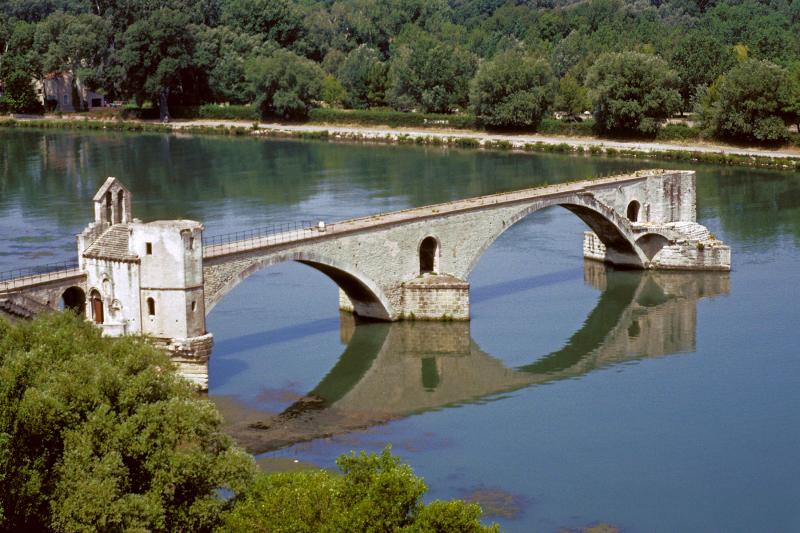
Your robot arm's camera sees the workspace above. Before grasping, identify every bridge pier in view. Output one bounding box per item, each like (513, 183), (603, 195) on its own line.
(340, 273), (470, 321)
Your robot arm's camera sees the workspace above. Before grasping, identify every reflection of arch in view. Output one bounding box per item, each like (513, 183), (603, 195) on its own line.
(636, 233), (671, 261)
(627, 200), (641, 222)
(206, 252), (393, 320)
(419, 236), (439, 274)
(61, 286), (86, 314)
(464, 197), (646, 276)
(234, 269), (729, 453)
(89, 289), (104, 324)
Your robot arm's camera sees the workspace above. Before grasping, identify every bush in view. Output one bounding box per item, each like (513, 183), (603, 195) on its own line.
(655, 123), (703, 141)
(538, 117), (595, 137)
(308, 108), (477, 129)
(219, 446), (498, 532)
(0, 313), (255, 531)
(171, 104), (259, 121)
(586, 52), (681, 136)
(470, 50), (555, 129)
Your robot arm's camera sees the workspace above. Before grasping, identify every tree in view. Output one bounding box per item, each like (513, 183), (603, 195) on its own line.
(0, 69), (42, 113)
(554, 73), (589, 120)
(669, 31), (735, 108)
(116, 8), (196, 121)
(337, 45), (388, 109)
(387, 27), (477, 113)
(0, 313), (255, 531)
(586, 52), (682, 135)
(246, 49), (324, 119)
(698, 59), (800, 143)
(219, 446), (498, 532)
(321, 74), (346, 108)
(469, 49), (555, 129)
(193, 25), (274, 104)
(221, 0), (305, 48)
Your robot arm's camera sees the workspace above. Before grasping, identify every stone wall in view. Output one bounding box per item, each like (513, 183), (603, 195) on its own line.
(398, 274), (470, 320)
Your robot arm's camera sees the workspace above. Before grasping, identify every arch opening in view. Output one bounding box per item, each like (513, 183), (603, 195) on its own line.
(115, 190), (124, 224)
(559, 203), (644, 268)
(147, 297), (156, 316)
(627, 200), (641, 222)
(419, 236), (439, 274)
(89, 290), (104, 324)
(297, 260), (391, 321)
(636, 233), (671, 261)
(60, 286), (86, 314)
(104, 191), (112, 224)
(205, 252), (394, 321)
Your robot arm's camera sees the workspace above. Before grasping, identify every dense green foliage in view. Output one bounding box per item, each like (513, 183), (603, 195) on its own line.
(246, 49), (324, 119)
(1, 0), (800, 142)
(0, 313), (505, 532)
(0, 313), (255, 532)
(470, 50), (554, 129)
(698, 59), (800, 143)
(220, 446), (498, 532)
(586, 52), (682, 135)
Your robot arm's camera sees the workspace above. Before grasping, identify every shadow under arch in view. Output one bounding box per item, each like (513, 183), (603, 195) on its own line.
(463, 197), (646, 277)
(206, 251), (394, 320)
(221, 266), (729, 454)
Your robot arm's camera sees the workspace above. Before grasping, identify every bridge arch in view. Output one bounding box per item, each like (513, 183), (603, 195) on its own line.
(205, 251), (394, 320)
(636, 233), (671, 261)
(464, 194), (647, 277)
(60, 286), (86, 314)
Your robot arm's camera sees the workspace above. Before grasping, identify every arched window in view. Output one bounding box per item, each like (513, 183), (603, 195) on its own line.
(104, 191), (112, 224)
(419, 236), (439, 274)
(147, 297), (156, 316)
(90, 290), (104, 324)
(627, 200), (641, 222)
(115, 190), (124, 224)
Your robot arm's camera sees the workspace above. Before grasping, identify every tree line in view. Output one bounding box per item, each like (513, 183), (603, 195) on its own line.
(1, 0), (799, 143)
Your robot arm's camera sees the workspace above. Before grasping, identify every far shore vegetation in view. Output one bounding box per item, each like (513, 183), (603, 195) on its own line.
(1, 0), (800, 150)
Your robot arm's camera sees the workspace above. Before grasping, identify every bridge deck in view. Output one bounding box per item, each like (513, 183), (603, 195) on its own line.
(0, 268), (84, 293)
(203, 171), (648, 259)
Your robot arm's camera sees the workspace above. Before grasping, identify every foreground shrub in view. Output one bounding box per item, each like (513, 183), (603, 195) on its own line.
(219, 446), (499, 532)
(0, 313), (255, 532)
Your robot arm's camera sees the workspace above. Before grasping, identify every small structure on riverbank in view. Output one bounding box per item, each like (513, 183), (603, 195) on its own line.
(0, 170), (730, 389)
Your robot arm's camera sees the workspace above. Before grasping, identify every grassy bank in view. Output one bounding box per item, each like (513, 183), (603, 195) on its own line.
(2, 116), (799, 171)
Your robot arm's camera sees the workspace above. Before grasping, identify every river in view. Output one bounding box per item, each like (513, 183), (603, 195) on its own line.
(1, 128), (798, 532)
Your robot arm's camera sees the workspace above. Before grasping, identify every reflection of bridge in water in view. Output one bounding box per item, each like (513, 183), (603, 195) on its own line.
(217, 262), (729, 454)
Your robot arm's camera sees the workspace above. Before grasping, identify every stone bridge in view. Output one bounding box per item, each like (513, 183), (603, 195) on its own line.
(217, 264), (730, 454)
(0, 170), (730, 389)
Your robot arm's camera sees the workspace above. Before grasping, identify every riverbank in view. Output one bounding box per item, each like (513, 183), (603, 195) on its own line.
(3, 114), (800, 171)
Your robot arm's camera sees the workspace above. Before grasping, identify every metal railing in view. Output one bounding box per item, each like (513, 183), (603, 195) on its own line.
(203, 220), (334, 257)
(0, 259), (81, 290)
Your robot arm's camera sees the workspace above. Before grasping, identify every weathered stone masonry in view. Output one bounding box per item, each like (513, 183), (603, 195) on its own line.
(0, 170), (730, 389)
